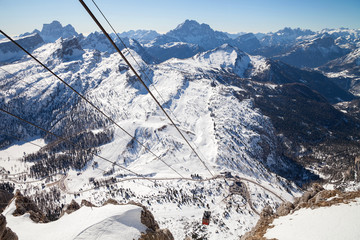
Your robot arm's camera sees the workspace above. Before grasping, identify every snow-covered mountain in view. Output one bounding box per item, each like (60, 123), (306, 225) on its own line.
(3, 200), (147, 240)
(231, 33), (262, 53)
(118, 30), (160, 44)
(273, 35), (350, 68)
(142, 20), (231, 62)
(1, 20), (360, 240)
(0, 33), (44, 64)
(38, 20), (79, 43)
(319, 47), (360, 96)
(259, 27), (315, 47)
(80, 31), (156, 64)
(226, 32), (247, 39)
(319, 28), (360, 49)
(142, 21), (359, 68)
(165, 20), (229, 50)
(253, 28), (359, 68)
(321, 47), (360, 73)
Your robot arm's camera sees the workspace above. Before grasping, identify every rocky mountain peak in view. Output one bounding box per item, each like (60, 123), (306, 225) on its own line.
(276, 27), (315, 36)
(40, 20), (79, 43)
(173, 19), (210, 32)
(166, 19), (229, 50)
(118, 29), (160, 44)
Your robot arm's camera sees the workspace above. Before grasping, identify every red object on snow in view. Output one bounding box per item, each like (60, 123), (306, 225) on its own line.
(202, 211), (211, 225)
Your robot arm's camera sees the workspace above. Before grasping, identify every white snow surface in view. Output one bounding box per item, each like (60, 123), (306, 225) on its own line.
(265, 198), (360, 240)
(0, 137), (44, 175)
(4, 200), (147, 240)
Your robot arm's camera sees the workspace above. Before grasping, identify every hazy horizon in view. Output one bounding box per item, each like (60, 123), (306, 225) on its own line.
(1, 0), (360, 36)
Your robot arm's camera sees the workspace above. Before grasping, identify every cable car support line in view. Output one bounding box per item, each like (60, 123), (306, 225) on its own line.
(0, 29), (184, 179)
(0, 107), (155, 181)
(79, 0), (214, 177)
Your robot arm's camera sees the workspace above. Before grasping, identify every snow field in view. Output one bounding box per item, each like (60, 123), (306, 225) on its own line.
(265, 198), (360, 240)
(3, 200), (146, 240)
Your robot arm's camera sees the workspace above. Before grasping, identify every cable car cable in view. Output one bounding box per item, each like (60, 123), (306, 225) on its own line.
(0, 29), (184, 179)
(0, 107), (155, 182)
(90, 0), (212, 177)
(78, 0), (214, 177)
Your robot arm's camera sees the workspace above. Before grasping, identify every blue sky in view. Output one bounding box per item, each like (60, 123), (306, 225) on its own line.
(1, 0), (360, 36)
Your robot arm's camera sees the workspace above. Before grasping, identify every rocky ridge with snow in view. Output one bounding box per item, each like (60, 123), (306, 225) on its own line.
(0, 214), (18, 240)
(37, 20), (79, 43)
(242, 185), (360, 240)
(0, 33), (44, 64)
(118, 30), (160, 44)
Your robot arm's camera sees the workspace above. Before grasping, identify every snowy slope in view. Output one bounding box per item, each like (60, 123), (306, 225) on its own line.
(0, 33), (44, 63)
(0, 36), (301, 239)
(3, 200), (147, 240)
(265, 198), (360, 240)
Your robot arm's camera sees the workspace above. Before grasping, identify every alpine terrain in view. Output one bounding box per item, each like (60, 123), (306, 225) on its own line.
(0, 18), (359, 240)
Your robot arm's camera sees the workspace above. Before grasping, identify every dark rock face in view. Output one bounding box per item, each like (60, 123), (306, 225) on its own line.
(252, 60), (355, 103)
(140, 206), (160, 232)
(64, 200), (80, 214)
(129, 201), (174, 240)
(139, 229), (174, 240)
(166, 19), (229, 50)
(276, 201), (294, 216)
(145, 42), (203, 62)
(0, 189), (14, 213)
(12, 191), (47, 223)
(0, 214), (18, 240)
(40, 20), (79, 43)
(80, 199), (97, 208)
(231, 33), (261, 53)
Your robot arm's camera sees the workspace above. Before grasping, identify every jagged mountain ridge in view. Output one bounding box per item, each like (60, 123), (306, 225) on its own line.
(118, 29), (160, 44)
(4, 19), (359, 68)
(165, 20), (229, 50)
(38, 20), (79, 43)
(273, 35), (351, 68)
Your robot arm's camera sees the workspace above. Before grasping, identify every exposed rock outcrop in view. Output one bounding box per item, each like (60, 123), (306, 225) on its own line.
(0, 190), (13, 213)
(80, 199), (97, 208)
(0, 214), (18, 240)
(129, 201), (174, 240)
(12, 191), (47, 223)
(64, 200), (80, 214)
(8, 195), (174, 240)
(241, 184), (360, 240)
(276, 201), (294, 216)
(139, 229), (174, 240)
